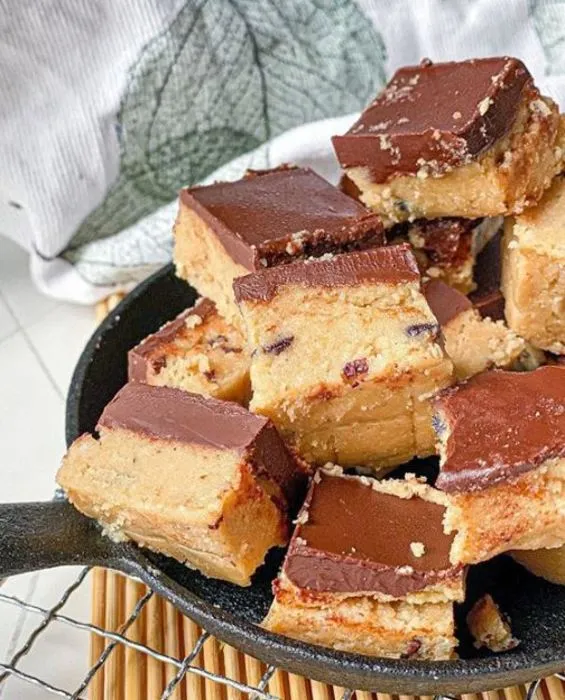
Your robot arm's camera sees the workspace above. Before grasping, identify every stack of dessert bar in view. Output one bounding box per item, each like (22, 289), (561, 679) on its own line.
(58, 57), (565, 661)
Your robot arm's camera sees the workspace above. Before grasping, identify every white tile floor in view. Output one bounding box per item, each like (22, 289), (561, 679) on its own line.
(0, 235), (95, 698)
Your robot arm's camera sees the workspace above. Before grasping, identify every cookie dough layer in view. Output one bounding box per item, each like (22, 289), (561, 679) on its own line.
(263, 470), (462, 660)
(502, 174), (565, 354)
(334, 58), (561, 222)
(263, 579), (457, 660)
(234, 246), (454, 472)
(424, 280), (526, 380)
(174, 166), (384, 324)
(57, 384), (306, 586)
(434, 367), (565, 565)
(511, 545), (565, 585)
(128, 298), (250, 404)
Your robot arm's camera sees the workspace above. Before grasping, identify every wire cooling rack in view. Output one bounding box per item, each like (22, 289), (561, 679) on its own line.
(0, 567), (563, 700)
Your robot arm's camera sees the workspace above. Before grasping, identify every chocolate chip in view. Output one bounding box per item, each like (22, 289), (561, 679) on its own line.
(406, 322), (439, 338)
(204, 369), (216, 381)
(400, 639), (422, 659)
(263, 335), (294, 355)
(151, 356), (167, 374)
(208, 514), (224, 530)
(342, 358), (369, 379)
(431, 413), (446, 436)
(221, 346), (243, 354)
(209, 334), (229, 346)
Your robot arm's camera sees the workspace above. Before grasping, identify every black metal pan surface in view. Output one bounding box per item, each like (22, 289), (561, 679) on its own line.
(1, 264), (564, 695)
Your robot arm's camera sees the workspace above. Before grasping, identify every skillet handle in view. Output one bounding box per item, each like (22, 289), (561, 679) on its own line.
(0, 500), (117, 577)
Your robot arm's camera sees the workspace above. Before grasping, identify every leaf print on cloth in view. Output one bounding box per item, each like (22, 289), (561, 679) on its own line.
(64, 0), (385, 264)
(530, 0), (565, 75)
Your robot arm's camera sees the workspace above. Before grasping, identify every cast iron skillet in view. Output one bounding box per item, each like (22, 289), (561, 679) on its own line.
(1, 264), (564, 695)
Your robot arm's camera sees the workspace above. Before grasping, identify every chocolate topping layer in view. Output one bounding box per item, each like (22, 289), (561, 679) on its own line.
(435, 367), (565, 493)
(284, 473), (460, 596)
(469, 231), (505, 320)
(233, 244), (420, 303)
(98, 383), (303, 503)
(395, 217), (479, 269)
(181, 166), (384, 269)
(332, 57), (532, 182)
(424, 279), (472, 327)
(128, 298), (216, 382)
(339, 173), (363, 201)
(472, 290), (505, 322)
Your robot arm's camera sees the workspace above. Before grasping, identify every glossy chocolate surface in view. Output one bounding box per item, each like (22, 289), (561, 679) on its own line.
(424, 279), (472, 327)
(97, 383), (302, 502)
(332, 57), (532, 182)
(435, 367), (565, 492)
(284, 473), (460, 596)
(233, 244), (419, 303)
(181, 166), (384, 269)
(128, 298), (216, 381)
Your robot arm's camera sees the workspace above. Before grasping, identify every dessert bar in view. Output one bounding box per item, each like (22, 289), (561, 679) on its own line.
(234, 245), (454, 471)
(333, 57), (561, 222)
(57, 383), (306, 586)
(503, 174), (565, 354)
(424, 279), (527, 380)
(340, 174), (502, 294)
(389, 216), (502, 293)
(434, 367), (565, 564)
(128, 298), (250, 404)
(263, 469), (464, 659)
(174, 166), (384, 324)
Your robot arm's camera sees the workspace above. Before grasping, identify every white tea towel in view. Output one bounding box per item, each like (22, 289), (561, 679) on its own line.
(2, 0), (565, 302)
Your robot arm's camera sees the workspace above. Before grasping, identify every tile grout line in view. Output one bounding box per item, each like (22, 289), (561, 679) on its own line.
(0, 277), (67, 399)
(0, 328), (20, 346)
(18, 327), (64, 400)
(0, 288), (21, 345)
(0, 288), (20, 326)
(1, 285), (65, 399)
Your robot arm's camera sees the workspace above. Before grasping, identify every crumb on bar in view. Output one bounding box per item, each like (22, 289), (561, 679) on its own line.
(467, 594), (520, 652)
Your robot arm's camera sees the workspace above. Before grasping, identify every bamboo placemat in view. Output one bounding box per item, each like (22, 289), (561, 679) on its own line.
(88, 568), (564, 700)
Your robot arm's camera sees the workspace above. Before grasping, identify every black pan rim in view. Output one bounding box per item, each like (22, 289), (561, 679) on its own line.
(64, 262), (565, 693)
